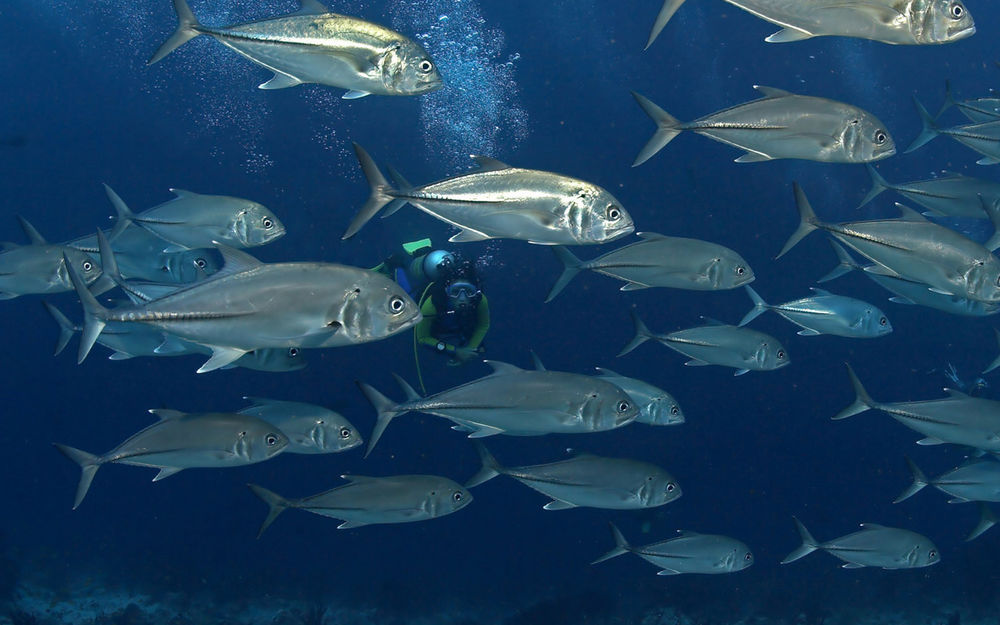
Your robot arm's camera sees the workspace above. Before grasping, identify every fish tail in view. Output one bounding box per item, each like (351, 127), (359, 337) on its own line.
(382, 165), (412, 218)
(342, 143), (398, 239)
(631, 92), (683, 167)
(41, 301), (78, 357)
(893, 456), (928, 504)
(816, 240), (859, 284)
(592, 523), (631, 565)
(247, 484), (291, 539)
(64, 252), (107, 364)
(905, 97), (940, 154)
(776, 183), (820, 259)
(618, 309), (652, 357)
(738, 286), (769, 327)
(466, 442), (504, 488)
(104, 184), (136, 242)
(53, 443), (101, 510)
(983, 328), (1000, 374)
(545, 247), (584, 303)
(356, 380), (403, 458)
(966, 503), (997, 542)
(831, 363), (875, 421)
(935, 80), (956, 119)
(781, 516), (819, 564)
(644, 0), (686, 50)
(858, 164), (890, 209)
(148, 0), (203, 65)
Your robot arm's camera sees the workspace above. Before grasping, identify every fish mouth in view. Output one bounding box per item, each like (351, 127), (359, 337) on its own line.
(417, 78), (445, 94)
(951, 24), (976, 41)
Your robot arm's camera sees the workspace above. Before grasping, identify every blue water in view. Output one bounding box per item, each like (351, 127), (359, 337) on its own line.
(1, 0), (998, 622)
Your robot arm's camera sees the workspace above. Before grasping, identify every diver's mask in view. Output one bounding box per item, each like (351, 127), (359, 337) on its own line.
(446, 280), (480, 310)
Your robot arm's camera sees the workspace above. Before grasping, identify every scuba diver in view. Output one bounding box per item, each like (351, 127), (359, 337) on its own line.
(942, 363), (989, 396)
(374, 239), (490, 368)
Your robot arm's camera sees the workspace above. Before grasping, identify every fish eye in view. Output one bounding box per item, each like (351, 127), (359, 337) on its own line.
(287, 347), (299, 357)
(265, 434), (279, 446)
(670, 405), (679, 415)
(82, 260), (94, 272)
(929, 549), (937, 558)
(262, 217), (273, 229)
(418, 59), (434, 73)
(389, 296), (406, 314)
(617, 400), (630, 413)
(452, 491), (463, 502)
(339, 427), (352, 439)
(879, 317), (887, 326)
(238, 431), (247, 438)
(777, 349), (785, 359)
(950, 3), (963, 18)
(666, 483), (676, 492)
(744, 552), (753, 561)
(735, 266), (745, 275)
(607, 205), (621, 221)
(875, 131), (887, 144)
(195, 258), (207, 269)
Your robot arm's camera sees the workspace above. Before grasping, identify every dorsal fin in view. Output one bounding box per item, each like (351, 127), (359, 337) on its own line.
(699, 316), (728, 326)
(485, 360), (523, 375)
(471, 156), (512, 172)
(594, 367), (623, 378)
(808, 287), (833, 296)
(149, 408), (187, 420)
(341, 474), (381, 484)
(212, 244), (263, 278)
(17, 216), (46, 245)
(753, 85), (793, 98)
(636, 232), (668, 241)
(529, 350), (546, 371)
(168, 188), (200, 199)
(293, 0), (329, 15)
(859, 522), (888, 530)
(944, 387), (971, 399)
(894, 203), (927, 221)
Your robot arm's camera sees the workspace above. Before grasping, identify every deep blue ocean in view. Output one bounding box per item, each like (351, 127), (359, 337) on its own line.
(1, 1), (998, 623)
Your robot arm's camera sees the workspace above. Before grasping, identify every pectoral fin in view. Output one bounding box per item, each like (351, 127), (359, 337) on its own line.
(449, 228), (492, 243)
(197, 346), (249, 373)
(152, 467), (184, 481)
(342, 90), (371, 99)
(259, 72), (303, 90)
(764, 28), (813, 43)
(542, 500), (577, 510)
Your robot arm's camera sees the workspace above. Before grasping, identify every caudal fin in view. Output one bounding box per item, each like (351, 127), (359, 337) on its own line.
(64, 252), (108, 364)
(545, 247), (584, 303)
(148, 0), (203, 65)
(644, 0), (687, 50)
(247, 484), (291, 539)
(832, 363), (876, 420)
(776, 183), (820, 259)
(342, 143), (398, 239)
(893, 456), (929, 504)
(466, 442), (505, 488)
(618, 309), (653, 357)
(816, 240), (860, 284)
(905, 97), (940, 154)
(42, 301), (79, 356)
(357, 380), (405, 458)
(738, 286), (770, 326)
(781, 516), (820, 564)
(966, 503), (997, 542)
(592, 523), (632, 565)
(631, 92), (683, 167)
(53, 444), (101, 510)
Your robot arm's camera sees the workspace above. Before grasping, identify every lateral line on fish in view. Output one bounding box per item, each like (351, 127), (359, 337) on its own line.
(880, 406), (961, 426)
(109, 311), (258, 322)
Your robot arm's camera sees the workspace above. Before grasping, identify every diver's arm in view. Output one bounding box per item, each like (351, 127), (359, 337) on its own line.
(416, 298), (454, 353)
(464, 294), (490, 350)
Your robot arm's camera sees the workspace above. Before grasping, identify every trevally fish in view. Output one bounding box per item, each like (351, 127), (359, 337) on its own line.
(467, 443), (680, 510)
(66, 233), (420, 372)
(149, 0), (442, 98)
(593, 523), (753, 576)
(55, 410), (288, 509)
(631, 86), (895, 166)
(646, 0), (974, 50)
(908, 98), (1000, 165)
(819, 241), (1000, 317)
(739, 286), (892, 338)
(780, 184), (1000, 304)
(358, 361), (639, 456)
(238, 397), (361, 454)
(620, 311), (789, 376)
(105, 184), (284, 251)
(247, 474), (471, 537)
(938, 81), (1000, 123)
(69, 226), (220, 284)
(343, 144), (634, 244)
(895, 456), (1000, 504)
(0, 217), (106, 299)
(546, 233), (753, 302)
(782, 517), (940, 569)
(834, 364), (1000, 452)
(860, 164), (1000, 218)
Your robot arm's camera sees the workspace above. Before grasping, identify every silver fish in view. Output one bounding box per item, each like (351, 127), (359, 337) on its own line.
(819, 241), (1000, 317)
(595, 367), (685, 426)
(593, 523), (754, 576)
(55, 410), (288, 509)
(782, 517), (940, 569)
(546, 233), (753, 302)
(238, 397), (361, 454)
(834, 364), (1000, 452)
(66, 234), (420, 373)
(343, 144), (634, 244)
(632, 86), (895, 166)
(780, 184), (1000, 304)
(467, 443), (681, 510)
(247, 474), (471, 537)
(646, 0), (974, 49)
(860, 165), (1000, 218)
(70, 226), (221, 284)
(0, 217), (104, 299)
(620, 311), (789, 376)
(149, 0), (442, 98)
(908, 98), (1000, 165)
(105, 184), (284, 250)
(938, 81), (1000, 123)
(895, 456), (1000, 504)
(739, 286), (892, 338)
(358, 361), (639, 456)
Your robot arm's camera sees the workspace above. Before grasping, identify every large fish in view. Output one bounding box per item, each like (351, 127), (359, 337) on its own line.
(55, 410), (288, 509)
(247, 475), (471, 537)
(595, 367), (685, 426)
(631, 87), (895, 166)
(620, 311), (789, 376)
(779, 184), (1000, 304)
(739, 286), (892, 338)
(834, 364), (1000, 452)
(238, 397), (361, 454)
(908, 98), (1000, 165)
(66, 232), (420, 372)
(895, 456), (1000, 504)
(358, 361), (639, 456)
(104, 184), (284, 251)
(343, 144), (634, 244)
(467, 443), (681, 510)
(646, 0), (974, 49)
(0, 217), (106, 299)
(149, 0), (442, 98)
(69, 226), (221, 284)
(860, 165), (1000, 218)
(782, 517), (939, 569)
(546, 233), (753, 302)
(593, 523), (754, 576)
